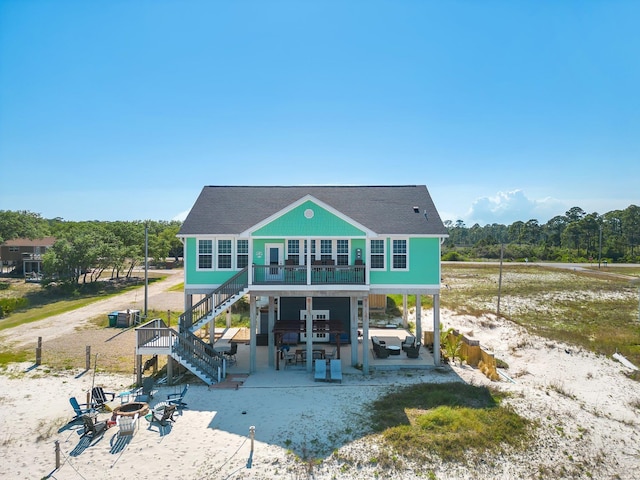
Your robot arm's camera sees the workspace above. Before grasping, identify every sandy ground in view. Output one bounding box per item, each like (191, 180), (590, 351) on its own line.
(0, 269), (185, 349)
(1, 272), (640, 479)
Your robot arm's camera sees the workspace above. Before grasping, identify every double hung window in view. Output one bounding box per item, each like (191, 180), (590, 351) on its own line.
(392, 239), (408, 270)
(198, 240), (213, 269)
(370, 239), (385, 269)
(320, 240), (332, 262)
(217, 239), (232, 269)
(287, 240), (300, 265)
(336, 239), (349, 265)
(237, 240), (248, 268)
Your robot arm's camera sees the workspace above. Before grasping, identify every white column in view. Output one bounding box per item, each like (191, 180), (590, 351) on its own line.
(402, 294), (408, 328)
(306, 297), (313, 373)
(415, 294), (422, 345)
(350, 296), (358, 366)
(268, 296), (276, 367)
(226, 308), (231, 328)
(362, 296), (370, 375)
(249, 295), (257, 373)
(433, 293), (441, 366)
(306, 237), (312, 285)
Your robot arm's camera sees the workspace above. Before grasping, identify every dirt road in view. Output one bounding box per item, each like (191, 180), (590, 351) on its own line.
(0, 269), (185, 349)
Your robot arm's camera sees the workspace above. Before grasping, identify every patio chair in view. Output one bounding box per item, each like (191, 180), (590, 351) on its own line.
(69, 396), (96, 421)
(91, 386), (116, 409)
(401, 335), (416, 352)
(330, 359), (342, 383)
(325, 347), (337, 360)
(135, 377), (156, 402)
(81, 414), (108, 439)
(148, 404), (177, 427)
(224, 343), (238, 364)
(167, 384), (189, 409)
(314, 358), (327, 381)
(116, 412), (139, 438)
(406, 343), (421, 359)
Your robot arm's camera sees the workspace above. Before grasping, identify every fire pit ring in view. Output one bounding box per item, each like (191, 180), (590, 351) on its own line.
(112, 401), (149, 418)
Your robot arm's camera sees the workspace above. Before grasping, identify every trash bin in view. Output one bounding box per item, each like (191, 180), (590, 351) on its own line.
(108, 311), (118, 327)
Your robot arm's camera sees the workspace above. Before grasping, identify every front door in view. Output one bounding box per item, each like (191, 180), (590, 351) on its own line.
(265, 244), (283, 281)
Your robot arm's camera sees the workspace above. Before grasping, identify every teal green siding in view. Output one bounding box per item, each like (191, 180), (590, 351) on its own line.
(253, 200), (366, 237)
(185, 237), (237, 285)
(185, 234), (440, 287)
(351, 238), (366, 264)
(369, 237), (440, 285)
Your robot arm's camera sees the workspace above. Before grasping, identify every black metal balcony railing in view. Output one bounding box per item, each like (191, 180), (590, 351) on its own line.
(252, 264), (365, 285)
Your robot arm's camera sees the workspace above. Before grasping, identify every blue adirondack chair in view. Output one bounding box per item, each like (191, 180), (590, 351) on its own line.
(167, 384), (189, 409)
(69, 397), (96, 421)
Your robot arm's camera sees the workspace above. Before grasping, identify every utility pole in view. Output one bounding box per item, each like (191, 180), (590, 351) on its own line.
(632, 278), (640, 323)
(497, 243), (504, 317)
(144, 224), (148, 318)
(598, 224), (602, 269)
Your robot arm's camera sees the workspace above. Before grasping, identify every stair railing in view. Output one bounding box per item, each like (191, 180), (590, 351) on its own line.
(179, 267), (249, 332)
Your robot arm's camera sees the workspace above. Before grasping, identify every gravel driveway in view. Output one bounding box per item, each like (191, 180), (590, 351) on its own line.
(0, 269), (185, 373)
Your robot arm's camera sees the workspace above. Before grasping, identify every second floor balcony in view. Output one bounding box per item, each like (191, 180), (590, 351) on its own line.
(252, 262), (365, 286)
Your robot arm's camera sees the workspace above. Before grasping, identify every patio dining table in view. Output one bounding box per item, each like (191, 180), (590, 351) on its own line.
(295, 348), (326, 363)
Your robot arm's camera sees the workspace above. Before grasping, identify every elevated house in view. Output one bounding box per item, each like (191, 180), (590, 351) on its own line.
(0, 237), (56, 277)
(136, 185), (448, 385)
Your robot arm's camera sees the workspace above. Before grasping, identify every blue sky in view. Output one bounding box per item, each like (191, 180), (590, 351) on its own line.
(1, 1), (638, 226)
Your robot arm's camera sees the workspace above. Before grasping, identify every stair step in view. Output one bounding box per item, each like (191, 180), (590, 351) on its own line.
(209, 374), (248, 390)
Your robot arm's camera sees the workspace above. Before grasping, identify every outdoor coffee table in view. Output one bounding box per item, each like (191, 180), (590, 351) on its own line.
(386, 345), (401, 355)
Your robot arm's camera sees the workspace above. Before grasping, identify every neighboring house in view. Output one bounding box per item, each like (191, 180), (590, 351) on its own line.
(136, 185), (448, 384)
(0, 237), (56, 277)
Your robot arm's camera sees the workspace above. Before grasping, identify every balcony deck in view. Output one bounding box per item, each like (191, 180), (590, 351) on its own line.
(252, 264), (365, 286)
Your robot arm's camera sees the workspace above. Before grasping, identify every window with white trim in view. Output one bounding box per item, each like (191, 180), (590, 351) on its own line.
(336, 239), (349, 265)
(320, 239), (332, 262)
(217, 239), (232, 269)
(304, 239), (316, 264)
(9, 246), (19, 252)
(287, 240), (300, 265)
(370, 239), (385, 269)
(237, 239), (248, 268)
(198, 239), (213, 269)
(392, 239), (408, 270)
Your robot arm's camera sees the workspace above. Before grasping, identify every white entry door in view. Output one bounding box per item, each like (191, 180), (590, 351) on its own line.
(265, 243), (283, 281)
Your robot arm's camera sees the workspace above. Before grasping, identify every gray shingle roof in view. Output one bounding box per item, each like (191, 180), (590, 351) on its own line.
(178, 185), (448, 236)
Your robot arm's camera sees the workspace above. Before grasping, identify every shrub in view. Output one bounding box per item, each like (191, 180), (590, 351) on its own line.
(442, 251), (465, 261)
(0, 297), (29, 318)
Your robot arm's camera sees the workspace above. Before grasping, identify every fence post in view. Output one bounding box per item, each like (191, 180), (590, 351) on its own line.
(247, 425), (255, 468)
(85, 346), (91, 371)
(55, 440), (60, 469)
(35, 337), (42, 365)
(167, 310), (171, 327)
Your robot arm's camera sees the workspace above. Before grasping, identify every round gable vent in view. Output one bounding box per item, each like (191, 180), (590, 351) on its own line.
(304, 208), (314, 219)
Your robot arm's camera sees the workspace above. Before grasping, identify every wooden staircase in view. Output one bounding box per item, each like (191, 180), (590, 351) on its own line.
(178, 267), (249, 334)
(167, 267), (249, 385)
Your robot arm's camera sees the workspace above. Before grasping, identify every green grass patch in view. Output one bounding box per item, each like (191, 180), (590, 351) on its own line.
(0, 348), (29, 366)
(0, 275), (166, 332)
(214, 313), (250, 328)
(371, 382), (532, 463)
(168, 282), (184, 292)
(441, 264), (640, 369)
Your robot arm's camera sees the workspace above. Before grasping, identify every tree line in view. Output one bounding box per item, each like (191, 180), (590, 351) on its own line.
(443, 205), (640, 263)
(0, 210), (182, 285)
(2, 204), (638, 287)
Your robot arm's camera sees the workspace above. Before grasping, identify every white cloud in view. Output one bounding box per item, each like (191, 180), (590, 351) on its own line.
(464, 190), (562, 226)
(172, 210), (190, 222)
